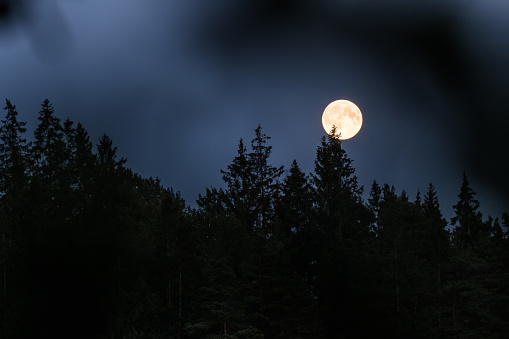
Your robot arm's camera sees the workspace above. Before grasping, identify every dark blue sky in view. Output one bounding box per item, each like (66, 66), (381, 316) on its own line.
(1, 0), (508, 220)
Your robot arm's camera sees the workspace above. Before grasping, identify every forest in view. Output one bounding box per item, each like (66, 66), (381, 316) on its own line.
(0, 98), (508, 338)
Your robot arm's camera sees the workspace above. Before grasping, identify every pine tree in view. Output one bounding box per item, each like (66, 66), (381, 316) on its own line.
(421, 183), (450, 336)
(277, 159), (313, 236)
(372, 184), (438, 337)
(276, 160), (318, 294)
(221, 138), (254, 227)
(444, 172), (502, 338)
(29, 99), (72, 229)
(221, 126), (283, 232)
(31, 99), (66, 181)
(248, 125), (284, 231)
(451, 172), (485, 244)
(367, 180), (382, 234)
(312, 126), (366, 241)
(312, 128), (372, 337)
(0, 99), (28, 198)
(69, 123), (96, 219)
(96, 134), (126, 175)
(422, 183), (449, 271)
(193, 185), (259, 338)
(414, 189), (422, 209)
(0, 99), (28, 333)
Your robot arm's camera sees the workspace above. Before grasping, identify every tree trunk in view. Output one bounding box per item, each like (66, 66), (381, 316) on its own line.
(437, 264), (441, 292)
(2, 231), (6, 306)
(394, 239), (400, 313)
(178, 251), (183, 334)
(452, 293), (457, 330)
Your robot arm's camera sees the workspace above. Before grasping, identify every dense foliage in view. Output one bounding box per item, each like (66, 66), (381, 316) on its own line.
(0, 99), (508, 338)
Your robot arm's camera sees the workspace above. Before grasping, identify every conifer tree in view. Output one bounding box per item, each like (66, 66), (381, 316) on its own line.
(420, 183), (450, 335)
(69, 123), (96, 218)
(312, 126), (366, 240)
(248, 125), (284, 231)
(29, 99), (71, 229)
(368, 180), (382, 234)
(444, 172), (502, 337)
(221, 126), (283, 232)
(276, 160), (318, 291)
(312, 127), (371, 337)
(31, 99), (66, 180)
(371, 184), (441, 336)
(221, 138), (254, 226)
(277, 159), (313, 235)
(194, 185), (258, 338)
(422, 183), (449, 269)
(451, 171), (485, 244)
(0, 99), (28, 198)
(0, 99), (28, 332)
(96, 134), (126, 175)
(414, 189), (422, 209)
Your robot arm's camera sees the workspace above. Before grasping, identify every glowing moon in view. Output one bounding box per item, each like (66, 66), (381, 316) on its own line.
(322, 100), (363, 140)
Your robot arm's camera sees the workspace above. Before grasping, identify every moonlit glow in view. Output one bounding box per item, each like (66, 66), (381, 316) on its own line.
(322, 99), (363, 140)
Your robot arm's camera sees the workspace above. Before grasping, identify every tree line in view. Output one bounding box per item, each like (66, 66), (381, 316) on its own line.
(0, 98), (508, 338)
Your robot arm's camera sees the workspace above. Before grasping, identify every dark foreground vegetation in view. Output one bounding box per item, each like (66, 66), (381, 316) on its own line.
(1, 99), (508, 338)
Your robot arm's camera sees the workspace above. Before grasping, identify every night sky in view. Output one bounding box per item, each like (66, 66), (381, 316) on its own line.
(1, 0), (508, 220)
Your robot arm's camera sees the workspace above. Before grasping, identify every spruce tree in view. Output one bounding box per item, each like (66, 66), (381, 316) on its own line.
(421, 183), (450, 336)
(0, 99), (28, 198)
(31, 99), (66, 181)
(0, 99), (28, 334)
(221, 125), (283, 232)
(367, 180), (382, 234)
(96, 134), (126, 175)
(312, 127), (371, 337)
(276, 160), (318, 293)
(248, 125), (284, 231)
(422, 183), (449, 270)
(193, 185), (258, 338)
(444, 172), (502, 337)
(312, 126), (366, 241)
(69, 123), (96, 219)
(221, 138), (254, 227)
(277, 159), (313, 236)
(451, 171), (485, 244)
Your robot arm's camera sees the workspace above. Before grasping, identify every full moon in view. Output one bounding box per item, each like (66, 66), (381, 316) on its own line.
(322, 100), (363, 140)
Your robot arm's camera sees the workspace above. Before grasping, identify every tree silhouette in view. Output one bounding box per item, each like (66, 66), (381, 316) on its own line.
(0, 99), (508, 338)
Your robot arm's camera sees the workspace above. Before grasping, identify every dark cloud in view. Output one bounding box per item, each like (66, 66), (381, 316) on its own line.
(1, 0), (508, 218)
(0, 0), (71, 62)
(0, 0), (24, 23)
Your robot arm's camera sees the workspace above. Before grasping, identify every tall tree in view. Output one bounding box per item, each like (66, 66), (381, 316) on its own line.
(422, 183), (449, 278)
(276, 159), (313, 235)
(420, 183), (450, 336)
(450, 171), (485, 244)
(221, 125), (283, 232)
(367, 180), (382, 234)
(371, 184), (442, 337)
(276, 160), (318, 292)
(0, 99), (28, 333)
(68, 123), (96, 219)
(31, 99), (66, 180)
(248, 125), (284, 231)
(193, 186), (259, 338)
(0, 99), (28, 198)
(96, 134), (126, 175)
(444, 172), (504, 338)
(312, 127), (371, 337)
(312, 126), (367, 241)
(29, 99), (71, 227)
(221, 138), (254, 227)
